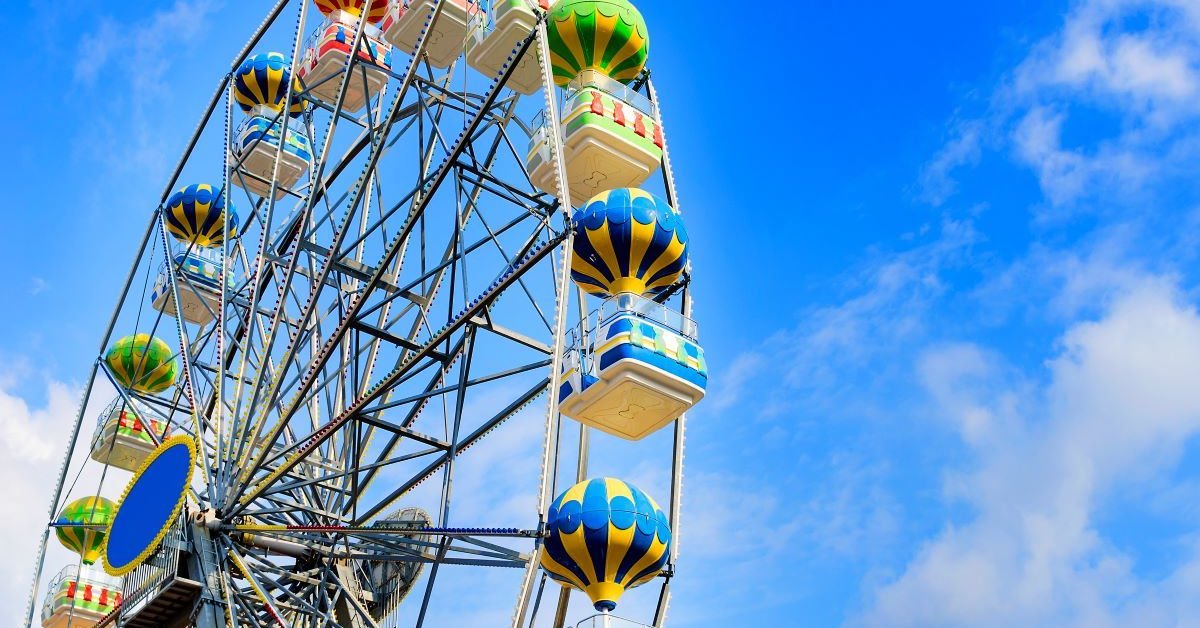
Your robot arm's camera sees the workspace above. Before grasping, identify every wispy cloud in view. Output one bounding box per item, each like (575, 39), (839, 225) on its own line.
(857, 277), (1200, 627)
(918, 120), (984, 206)
(923, 0), (1200, 211)
(712, 216), (980, 419)
(70, 1), (223, 177)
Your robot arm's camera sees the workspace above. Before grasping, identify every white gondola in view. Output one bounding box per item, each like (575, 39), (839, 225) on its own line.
(299, 10), (393, 111)
(527, 70), (663, 203)
(89, 399), (170, 472)
(365, 507), (433, 621)
(465, 0), (546, 94)
(381, 0), (480, 68)
(559, 293), (706, 441)
(231, 106), (312, 199)
(150, 247), (227, 325)
(41, 564), (122, 628)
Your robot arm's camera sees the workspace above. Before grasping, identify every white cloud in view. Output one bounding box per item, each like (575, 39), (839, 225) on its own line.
(1, 369), (127, 627)
(74, 18), (118, 86)
(857, 278), (1200, 627)
(926, 0), (1200, 209)
(919, 120), (983, 206)
(1031, 1), (1200, 107)
(1012, 106), (1139, 206)
(708, 351), (765, 411)
(1, 375), (83, 624)
(716, 217), (979, 419)
(71, 0), (223, 176)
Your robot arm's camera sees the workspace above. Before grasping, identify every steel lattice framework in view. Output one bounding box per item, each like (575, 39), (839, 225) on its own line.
(25, 1), (691, 627)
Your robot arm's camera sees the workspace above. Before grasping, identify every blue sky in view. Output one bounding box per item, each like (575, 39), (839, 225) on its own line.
(6, 0), (1200, 626)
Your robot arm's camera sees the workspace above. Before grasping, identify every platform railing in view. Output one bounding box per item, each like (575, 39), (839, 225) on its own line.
(90, 397), (165, 446)
(232, 114), (315, 161)
(566, 69), (657, 119)
(115, 514), (185, 615)
(594, 292), (697, 339)
(304, 11), (389, 66)
(157, 247), (226, 291)
(41, 564), (122, 623)
(573, 613), (653, 628)
(563, 292), (697, 378)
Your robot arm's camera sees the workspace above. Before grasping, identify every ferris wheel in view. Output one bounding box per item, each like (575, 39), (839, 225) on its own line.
(25, 1), (707, 627)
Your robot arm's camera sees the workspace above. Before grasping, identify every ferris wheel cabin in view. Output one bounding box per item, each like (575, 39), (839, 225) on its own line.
(382, 0), (480, 69)
(559, 292), (706, 441)
(231, 108), (313, 198)
(89, 399), (170, 472)
(299, 10), (394, 111)
(527, 70), (663, 203)
(40, 564), (122, 628)
(465, 0), (547, 94)
(365, 507), (433, 620)
(150, 247), (226, 325)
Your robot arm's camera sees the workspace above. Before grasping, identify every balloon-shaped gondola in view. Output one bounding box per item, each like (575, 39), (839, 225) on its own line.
(540, 477), (671, 612)
(55, 496), (116, 565)
(105, 334), (178, 394)
(234, 52), (306, 117)
(547, 0), (650, 87)
(314, 0), (389, 23)
(570, 188), (688, 298)
(164, 184), (238, 249)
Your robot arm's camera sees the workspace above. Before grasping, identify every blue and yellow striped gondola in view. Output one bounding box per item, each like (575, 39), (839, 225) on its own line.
(231, 52), (314, 199)
(541, 477), (671, 612)
(156, 184), (235, 323)
(165, 184), (238, 249)
(234, 52), (306, 117)
(570, 188), (687, 298)
(559, 187), (705, 440)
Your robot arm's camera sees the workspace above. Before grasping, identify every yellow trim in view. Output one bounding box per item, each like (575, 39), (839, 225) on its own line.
(227, 548), (287, 626)
(101, 434), (197, 577)
(622, 534), (668, 588)
(627, 215), (655, 284)
(585, 221), (623, 289)
(539, 547), (590, 591)
(639, 232), (686, 287)
(232, 524), (289, 532)
(603, 479), (635, 582)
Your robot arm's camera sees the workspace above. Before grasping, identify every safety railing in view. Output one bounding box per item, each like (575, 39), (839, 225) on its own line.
(41, 564), (122, 624)
(114, 514), (185, 615)
(563, 292), (696, 377)
(303, 10), (389, 67)
(594, 292), (697, 339)
(157, 247), (227, 292)
(90, 397), (168, 447)
(573, 614), (653, 628)
(566, 69), (656, 119)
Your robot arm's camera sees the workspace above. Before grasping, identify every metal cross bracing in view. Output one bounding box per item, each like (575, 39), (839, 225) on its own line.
(26, 2), (693, 627)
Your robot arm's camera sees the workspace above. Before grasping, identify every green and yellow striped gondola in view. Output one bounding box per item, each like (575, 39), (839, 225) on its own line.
(55, 496), (116, 565)
(105, 334), (178, 394)
(547, 0), (649, 87)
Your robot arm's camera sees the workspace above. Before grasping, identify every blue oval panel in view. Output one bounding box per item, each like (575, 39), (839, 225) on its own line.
(105, 439), (193, 572)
